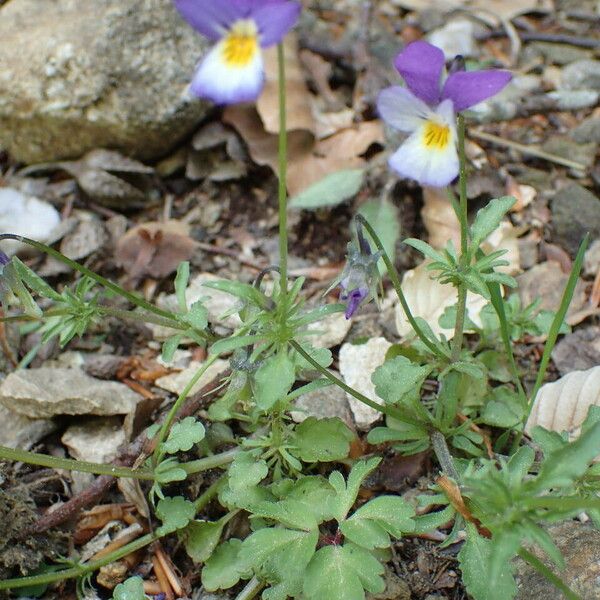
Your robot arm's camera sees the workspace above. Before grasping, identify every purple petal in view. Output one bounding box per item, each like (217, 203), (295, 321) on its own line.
(0, 251), (9, 267)
(394, 41), (445, 105)
(173, 0), (242, 40)
(442, 70), (512, 112)
(343, 288), (368, 319)
(252, 1), (301, 47)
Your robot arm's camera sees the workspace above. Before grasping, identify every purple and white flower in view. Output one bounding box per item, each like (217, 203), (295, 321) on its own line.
(377, 41), (512, 187)
(174, 0), (301, 104)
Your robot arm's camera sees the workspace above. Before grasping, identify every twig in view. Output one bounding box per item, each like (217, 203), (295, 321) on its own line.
(469, 129), (587, 171)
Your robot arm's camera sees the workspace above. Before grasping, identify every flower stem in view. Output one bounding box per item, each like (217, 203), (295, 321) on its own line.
(152, 354), (221, 466)
(236, 576), (264, 600)
(450, 114), (469, 363)
(430, 430), (461, 482)
(355, 214), (448, 360)
(183, 448), (239, 475)
(277, 42), (289, 309)
(0, 445), (154, 480)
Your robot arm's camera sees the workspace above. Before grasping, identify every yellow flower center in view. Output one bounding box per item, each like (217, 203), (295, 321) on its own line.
(423, 121), (451, 150)
(222, 20), (259, 68)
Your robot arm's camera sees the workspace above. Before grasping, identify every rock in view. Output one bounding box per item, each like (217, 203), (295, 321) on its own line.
(541, 136), (597, 170)
(0, 404), (56, 450)
(155, 359), (229, 396)
(584, 239), (600, 276)
(0, 188), (61, 255)
(307, 311), (352, 349)
(552, 327), (600, 376)
(62, 416), (126, 493)
(561, 59), (600, 91)
(572, 117), (600, 144)
(516, 262), (587, 319)
(551, 184), (600, 256)
(290, 378), (354, 428)
(515, 521), (600, 599)
(339, 337), (391, 430)
(0, 0), (209, 164)
(427, 18), (478, 59)
(545, 89), (600, 111)
(0, 368), (142, 418)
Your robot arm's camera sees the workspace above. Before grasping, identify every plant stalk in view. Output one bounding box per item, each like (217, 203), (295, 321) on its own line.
(0, 445), (154, 480)
(430, 430), (461, 482)
(277, 42), (289, 309)
(450, 114), (469, 363)
(355, 214), (448, 360)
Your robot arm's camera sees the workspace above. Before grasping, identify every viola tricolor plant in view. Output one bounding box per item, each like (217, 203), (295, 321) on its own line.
(377, 41), (511, 187)
(174, 0), (301, 104)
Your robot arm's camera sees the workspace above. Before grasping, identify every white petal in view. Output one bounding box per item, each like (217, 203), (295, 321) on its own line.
(190, 40), (264, 104)
(388, 127), (459, 187)
(377, 86), (434, 133)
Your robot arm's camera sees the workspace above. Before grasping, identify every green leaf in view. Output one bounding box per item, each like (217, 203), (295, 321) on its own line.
(458, 524), (517, 600)
(203, 279), (268, 308)
(470, 196), (516, 249)
(174, 261), (190, 313)
(328, 457), (381, 522)
(112, 576), (148, 600)
(372, 356), (433, 406)
(304, 543), (385, 600)
(161, 417), (206, 455)
(202, 539), (251, 591)
(293, 343), (333, 372)
(182, 300), (208, 330)
(529, 420), (600, 493)
(289, 169), (364, 209)
(229, 452), (269, 492)
(153, 458), (187, 484)
(11, 257), (62, 301)
(254, 351), (296, 410)
(161, 334), (183, 363)
(480, 387), (524, 428)
(403, 238), (445, 263)
(357, 198), (401, 274)
(181, 519), (225, 563)
(156, 496), (196, 534)
(292, 417), (354, 463)
(341, 495), (414, 549)
(240, 527), (319, 598)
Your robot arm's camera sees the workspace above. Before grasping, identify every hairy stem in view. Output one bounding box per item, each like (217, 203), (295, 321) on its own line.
(0, 445), (153, 480)
(430, 430), (461, 482)
(450, 114), (469, 363)
(183, 448), (239, 475)
(277, 42), (289, 309)
(355, 214), (448, 360)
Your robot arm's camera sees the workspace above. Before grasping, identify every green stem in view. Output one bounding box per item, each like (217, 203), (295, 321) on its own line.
(183, 448), (239, 475)
(430, 430), (461, 482)
(0, 235), (186, 327)
(355, 215), (448, 360)
(236, 576), (264, 600)
(276, 42), (289, 308)
(0, 445), (154, 480)
(450, 114), (469, 363)
(289, 340), (422, 426)
(152, 354), (221, 466)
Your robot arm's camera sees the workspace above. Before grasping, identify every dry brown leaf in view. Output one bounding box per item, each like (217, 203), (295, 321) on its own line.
(395, 260), (487, 339)
(525, 367), (600, 439)
(258, 34), (315, 135)
(224, 105), (382, 196)
(115, 220), (197, 280)
(482, 221), (521, 275)
(506, 176), (536, 212)
(391, 0), (552, 26)
(517, 261), (587, 323)
(421, 186), (460, 250)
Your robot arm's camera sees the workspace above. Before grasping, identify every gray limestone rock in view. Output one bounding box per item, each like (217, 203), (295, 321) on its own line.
(0, 368), (142, 418)
(0, 0), (209, 164)
(515, 521), (600, 599)
(551, 184), (600, 257)
(561, 59), (600, 91)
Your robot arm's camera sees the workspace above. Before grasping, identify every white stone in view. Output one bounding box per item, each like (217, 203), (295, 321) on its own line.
(0, 404), (56, 449)
(0, 368), (142, 418)
(306, 311), (352, 349)
(0, 188), (61, 255)
(339, 337), (392, 429)
(155, 359), (229, 396)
